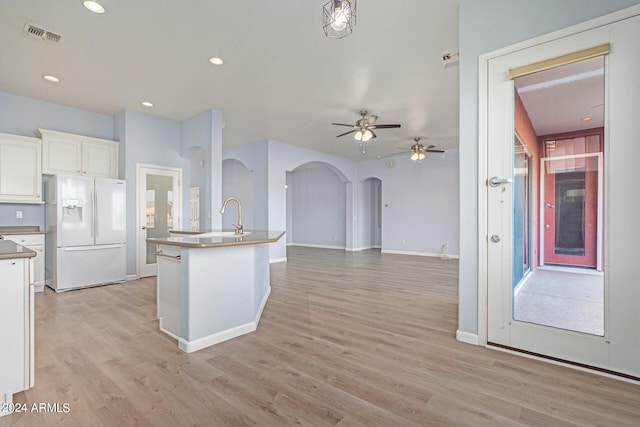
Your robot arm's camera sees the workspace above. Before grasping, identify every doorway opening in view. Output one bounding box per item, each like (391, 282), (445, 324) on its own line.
(361, 177), (382, 250)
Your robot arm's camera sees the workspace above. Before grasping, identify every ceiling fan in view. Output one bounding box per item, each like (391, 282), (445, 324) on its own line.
(332, 110), (401, 142)
(398, 137), (445, 161)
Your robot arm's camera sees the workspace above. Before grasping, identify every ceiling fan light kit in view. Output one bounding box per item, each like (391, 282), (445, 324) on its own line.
(403, 137), (445, 162)
(323, 0), (356, 39)
(332, 109), (401, 149)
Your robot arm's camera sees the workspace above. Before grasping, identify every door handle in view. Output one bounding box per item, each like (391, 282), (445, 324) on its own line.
(489, 176), (513, 187)
(544, 203), (554, 208)
(142, 226), (147, 230)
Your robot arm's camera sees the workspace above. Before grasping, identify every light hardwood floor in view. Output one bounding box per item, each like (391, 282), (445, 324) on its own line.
(4, 247), (640, 426)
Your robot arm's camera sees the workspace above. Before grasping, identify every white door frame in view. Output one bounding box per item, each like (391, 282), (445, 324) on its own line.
(136, 163), (182, 278)
(478, 5), (640, 349)
(539, 153), (603, 270)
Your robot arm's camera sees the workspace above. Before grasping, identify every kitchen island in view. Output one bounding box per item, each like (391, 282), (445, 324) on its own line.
(147, 230), (285, 353)
(0, 241), (35, 416)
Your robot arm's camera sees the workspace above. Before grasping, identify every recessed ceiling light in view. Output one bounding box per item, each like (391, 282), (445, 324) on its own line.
(83, 1), (105, 14)
(582, 117), (593, 121)
(43, 75), (60, 83)
(209, 57), (224, 65)
(141, 101), (153, 107)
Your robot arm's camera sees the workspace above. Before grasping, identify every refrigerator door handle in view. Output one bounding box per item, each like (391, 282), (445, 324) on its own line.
(90, 187), (95, 239)
(63, 244), (123, 251)
(94, 186), (99, 239)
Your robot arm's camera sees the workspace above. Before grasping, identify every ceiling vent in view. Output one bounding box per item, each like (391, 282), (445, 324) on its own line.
(23, 23), (62, 44)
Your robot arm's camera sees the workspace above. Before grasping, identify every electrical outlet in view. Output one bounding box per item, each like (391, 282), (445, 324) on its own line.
(16, 210), (23, 219)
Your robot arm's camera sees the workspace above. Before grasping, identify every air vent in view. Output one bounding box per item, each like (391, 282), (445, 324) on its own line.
(23, 23), (62, 44)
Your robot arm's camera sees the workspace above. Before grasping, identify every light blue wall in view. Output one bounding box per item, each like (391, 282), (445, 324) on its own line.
(359, 150), (460, 256)
(0, 92), (114, 140)
(223, 140), (269, 230)
(290, 163), (347, 248)
(458, 0), (640, 336)
(267, 140), (356, 260)
(181, 110), (223, 229)
(0, 92), (224, 277)
(221, 159), (254, 230)
(0, 203), (44, 227)
(116, 109), (189, 275)
(189, 149), (206, 228)
(0, 92), (115, 229)
(225, 139), (459, 260)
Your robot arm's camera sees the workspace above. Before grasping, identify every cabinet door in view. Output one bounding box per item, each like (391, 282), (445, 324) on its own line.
(1, 235), (45, 287)
(42, 137), (82, 175)
(0, 258), (28, 394)
(0, 136), (42, 203)
(82, 141), (118, 178)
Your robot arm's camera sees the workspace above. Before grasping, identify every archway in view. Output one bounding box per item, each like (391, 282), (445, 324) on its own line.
(286, 162), (347, 249)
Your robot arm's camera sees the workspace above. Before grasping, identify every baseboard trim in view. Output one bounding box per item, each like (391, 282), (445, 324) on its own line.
(382, 249), (460, 259)
(288, 243), (346, 250)
(159, 287), (271, 354)
(456, 330), (479, 345)
(178, 322), (257, 353)
(270, 257), (287, 263)
(346, 246), (382, 252)
(254, 286), (271, 327)
(126, 274), (138, 282)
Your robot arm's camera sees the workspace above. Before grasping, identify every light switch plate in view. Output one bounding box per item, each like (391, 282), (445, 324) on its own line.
(16, 210), (23, 219)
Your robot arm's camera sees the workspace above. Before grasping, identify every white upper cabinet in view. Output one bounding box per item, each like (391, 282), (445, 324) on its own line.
(39, 129), (118, 178)
(0, 133), (42, 203)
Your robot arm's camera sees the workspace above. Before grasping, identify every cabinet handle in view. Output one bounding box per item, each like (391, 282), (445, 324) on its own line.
(154, 251), (181, 260)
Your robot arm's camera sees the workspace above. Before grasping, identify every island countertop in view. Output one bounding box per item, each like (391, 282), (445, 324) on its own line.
(147, 230), (285, 248)
(0, 226), (45, 235)
(0, 240), (36, 260)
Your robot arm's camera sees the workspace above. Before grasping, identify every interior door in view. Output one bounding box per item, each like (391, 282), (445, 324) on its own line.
(542, 155), (600, 268)
(486, 14), (640, 377)
(137, 165), (181, 278)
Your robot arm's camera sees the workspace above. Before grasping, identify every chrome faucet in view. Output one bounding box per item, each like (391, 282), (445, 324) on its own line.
(220, 197), (243, 235)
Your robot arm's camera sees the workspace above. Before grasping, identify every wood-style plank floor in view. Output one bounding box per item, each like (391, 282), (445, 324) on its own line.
(4, 247), (640, 426)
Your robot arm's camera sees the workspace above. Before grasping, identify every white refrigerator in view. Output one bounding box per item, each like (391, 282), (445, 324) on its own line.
(45, 175), (127, 292)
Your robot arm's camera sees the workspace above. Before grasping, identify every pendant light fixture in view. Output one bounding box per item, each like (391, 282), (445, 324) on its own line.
(323, 0), (356, 39)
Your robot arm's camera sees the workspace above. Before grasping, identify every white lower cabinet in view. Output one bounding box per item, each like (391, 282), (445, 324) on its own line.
(0, 234), (45, 292)
(0, 257), (32, 417)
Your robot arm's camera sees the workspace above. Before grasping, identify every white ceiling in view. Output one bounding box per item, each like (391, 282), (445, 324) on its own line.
(0, 1), (460, 161)
(515, 56), (605, 136)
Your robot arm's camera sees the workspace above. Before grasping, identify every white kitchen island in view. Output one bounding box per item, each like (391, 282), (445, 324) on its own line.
(0, 240), (35, 417)
(147, 230), (284, 353)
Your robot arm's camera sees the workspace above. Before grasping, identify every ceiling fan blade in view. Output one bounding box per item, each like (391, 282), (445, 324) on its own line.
(371, 124), (401, 129)
(425, 149), (445, 153)
(332, 123), (355, 127)
(336, 129), (357, 138)
(365, 115), (378, 125)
